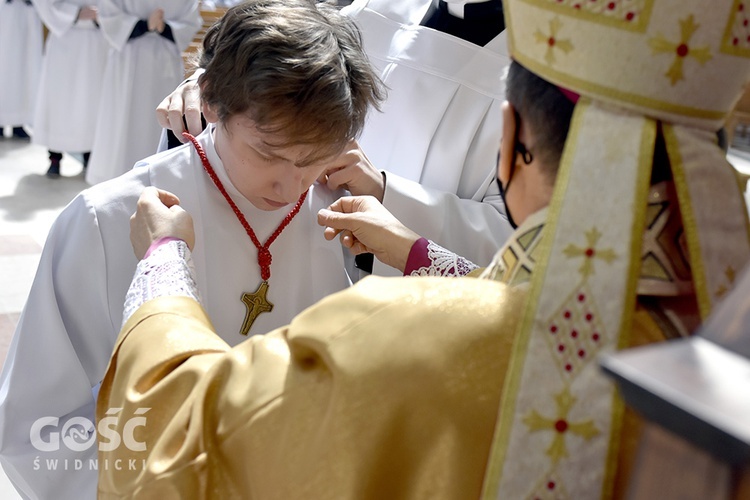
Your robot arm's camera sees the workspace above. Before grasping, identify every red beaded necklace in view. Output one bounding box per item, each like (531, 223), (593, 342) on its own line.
(184, 132), (308, 335)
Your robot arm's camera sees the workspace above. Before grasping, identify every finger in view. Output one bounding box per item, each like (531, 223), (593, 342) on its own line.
(322, 226), (341, 241)
(167, 97), (186, 137)
(339, 230), (355, 249)
(183, 85), (204, 136)
(138, 187), (175, 211)
(156, 95), (172, 129)
(155, 188), (181, 207)
(317, 208), (355, 229)
(316, 171), (328, 185)
(324, 167), (349, 191)
(318, 196), (358, 218)
(139, 186), (161, 203)
(349, 240), (368, 255)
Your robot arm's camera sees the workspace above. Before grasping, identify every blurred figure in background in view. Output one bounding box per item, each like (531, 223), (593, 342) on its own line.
(84, 0), (201, 185)
(0, 0), (43, 139)
(31, 0), (108, 177)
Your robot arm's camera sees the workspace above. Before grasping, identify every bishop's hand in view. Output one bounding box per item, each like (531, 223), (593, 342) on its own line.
(318, 195), (420, 273)
(130, 187), (195, 260)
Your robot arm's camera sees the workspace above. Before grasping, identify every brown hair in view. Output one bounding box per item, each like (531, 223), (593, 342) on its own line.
(198, 0), (385, 164)
(505, 60), (575, 180)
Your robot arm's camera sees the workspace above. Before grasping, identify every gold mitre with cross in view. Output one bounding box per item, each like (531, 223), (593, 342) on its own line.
(482, 1), (750, 499)
(505, 0), (750, 130)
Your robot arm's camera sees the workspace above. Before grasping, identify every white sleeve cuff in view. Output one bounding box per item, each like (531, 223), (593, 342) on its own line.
(122, 240), (202, 326)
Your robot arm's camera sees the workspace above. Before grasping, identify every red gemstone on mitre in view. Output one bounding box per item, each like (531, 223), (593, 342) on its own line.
(555, 419), (569, 433)
(676, 43), (689, 58)
(585, 248), (595, 257)
(548, 37), (556, 47)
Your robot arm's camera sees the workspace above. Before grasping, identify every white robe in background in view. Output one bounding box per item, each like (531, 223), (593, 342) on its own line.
(0, 0), (43, 127)
(85, 0), (200, 184)
(31, 0), (108, 152)
(342, 0), (513, 276)
(0, 127), (351, 499)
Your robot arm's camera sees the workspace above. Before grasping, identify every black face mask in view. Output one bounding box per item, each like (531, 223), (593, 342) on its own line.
(497, 176), (518, 230)
(498, 123), (533, 231)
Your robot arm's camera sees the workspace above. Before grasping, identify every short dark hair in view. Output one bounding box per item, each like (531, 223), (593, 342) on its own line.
(505, 61), (575, 180)
(198, 0), (385, 164)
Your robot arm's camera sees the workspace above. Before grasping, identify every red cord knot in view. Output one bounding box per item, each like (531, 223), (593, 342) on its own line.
(258, 248), (272, 279)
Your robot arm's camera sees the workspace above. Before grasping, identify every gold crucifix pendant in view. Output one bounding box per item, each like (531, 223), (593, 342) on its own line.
(239, 281), (274, 335)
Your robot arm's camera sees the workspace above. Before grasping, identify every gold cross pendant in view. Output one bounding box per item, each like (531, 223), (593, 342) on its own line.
(239, 281), (274, 335)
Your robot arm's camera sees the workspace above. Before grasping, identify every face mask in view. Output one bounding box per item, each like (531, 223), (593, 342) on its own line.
(497, 176), (518, 230)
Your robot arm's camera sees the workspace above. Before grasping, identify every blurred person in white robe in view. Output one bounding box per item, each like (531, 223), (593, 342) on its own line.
(0, 2), (384, 498)
(31, 0), (108, 177)
(84, 0), (201, 184)
(0, 0), (43, 139)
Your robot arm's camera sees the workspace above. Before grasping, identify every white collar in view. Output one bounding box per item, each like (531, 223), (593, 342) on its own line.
(443, 0), (491, 19)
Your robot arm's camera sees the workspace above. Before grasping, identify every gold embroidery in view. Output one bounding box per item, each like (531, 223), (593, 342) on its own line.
(715, 266), (737, 298)
(522, 389), (600, 464)
(648, 15), (712, 85)
(534, 17), (574, 65)
(562, 227), (617, 279)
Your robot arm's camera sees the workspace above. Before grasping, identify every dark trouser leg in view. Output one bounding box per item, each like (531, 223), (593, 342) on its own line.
(46, 151), (63, 178)
(82, 152), (90, 169)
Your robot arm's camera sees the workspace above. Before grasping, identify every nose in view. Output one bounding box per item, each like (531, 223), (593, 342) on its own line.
(272, 168), (306, 203)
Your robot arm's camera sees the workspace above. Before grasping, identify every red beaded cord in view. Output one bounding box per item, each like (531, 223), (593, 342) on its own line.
(183, 132), (308, 281)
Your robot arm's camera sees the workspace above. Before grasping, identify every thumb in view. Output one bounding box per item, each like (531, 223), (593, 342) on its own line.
(156, 188), (181, 208)
(317, 208), (351, 229)
(168, 203), (187, 215)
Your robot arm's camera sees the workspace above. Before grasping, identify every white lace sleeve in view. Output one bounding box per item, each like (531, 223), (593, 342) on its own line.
(408, 240), (479, 277)
(122, 240), (202, 326)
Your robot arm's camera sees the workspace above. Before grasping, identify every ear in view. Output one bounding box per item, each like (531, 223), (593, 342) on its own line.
(202, 100), (220, 124)
(498, 101), (518, 185)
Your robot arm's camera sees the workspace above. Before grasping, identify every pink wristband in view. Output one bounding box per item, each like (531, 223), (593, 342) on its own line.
(143, 236), (183, 259)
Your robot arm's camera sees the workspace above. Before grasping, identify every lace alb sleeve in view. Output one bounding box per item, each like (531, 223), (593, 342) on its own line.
(122, 239), (202, 326)
(407, 239), (479, 277)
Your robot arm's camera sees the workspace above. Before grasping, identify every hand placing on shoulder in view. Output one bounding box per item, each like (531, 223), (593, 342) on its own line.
(318, 141), (385, 202)
(130, 187), (195, 260)
(148, 8), (165, 33)
(318, 196), (420, 273)
(156, 71), (204, 143)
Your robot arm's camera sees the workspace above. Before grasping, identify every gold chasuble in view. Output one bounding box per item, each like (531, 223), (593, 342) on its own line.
(97, 278), (525, 499)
